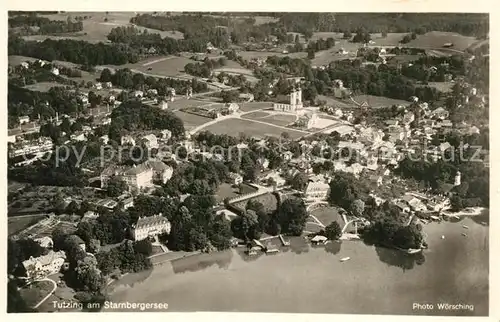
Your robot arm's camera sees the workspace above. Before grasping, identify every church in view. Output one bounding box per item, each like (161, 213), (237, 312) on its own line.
(273, 86), (304, 112)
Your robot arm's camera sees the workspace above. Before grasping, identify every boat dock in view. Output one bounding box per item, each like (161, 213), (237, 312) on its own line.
(279, 234), (290, 246)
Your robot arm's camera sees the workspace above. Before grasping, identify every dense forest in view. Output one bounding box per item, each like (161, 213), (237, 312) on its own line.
(8, 36), (138, 66)
(9, 15), (83, 34)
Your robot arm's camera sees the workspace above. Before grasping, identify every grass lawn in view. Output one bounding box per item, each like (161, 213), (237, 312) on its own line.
(239, 101), (274, 112)
(260, 114), (296, 127)
(233, 192), (279, 214)
(8, 215), (47, 236)
(203, 118), (306, 139)
(304, 222), (323, 234)
(242, 111), (271, 119)
(310, 206), (343, 227)
(19, 280), (54, 308)
(351, 94), (411, 108)
(172, 110), (212, 130)
(123, 56), (197, 77)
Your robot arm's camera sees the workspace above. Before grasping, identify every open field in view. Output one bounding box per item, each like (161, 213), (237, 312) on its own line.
(351, 95), (411, 108)
(172, 111), (212, 130)
(423, 82), (454, 93)
(23, 82), (68, 92)
(317, 95), (355, 108)
(238, 50), (307, 60)
(8, 215), (48, 236)
(110, 55), (197, 78)
(310, 206), (343, 227)
(8, 55), (39, 66)
(23, 12), (183, 43)
(19, 280), (55, 308)
(406, 31), (478, 51)
(238, 101), (273, 112)
(243, 112), (296, 127)
(203, 118), (306, 139)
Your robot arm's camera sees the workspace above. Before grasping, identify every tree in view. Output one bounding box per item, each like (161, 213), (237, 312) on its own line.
(74, 255), (105, 292)
(88, 239), (101, 253)
(134, 239), (153, 256)
(307, 48), (315, 59)
(290, 172), (309, 191)
(325, 221), (342, 240)
(99, 68), (113, 82)
(106, 176), (127, 197)
(381, 31), (388, 38)
(343, 31), (352, 39)
(277, 197), (308, 235)
(350, 199), (365, 217)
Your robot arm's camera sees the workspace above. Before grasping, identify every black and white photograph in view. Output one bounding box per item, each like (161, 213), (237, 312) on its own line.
(4, 4), (493, 318)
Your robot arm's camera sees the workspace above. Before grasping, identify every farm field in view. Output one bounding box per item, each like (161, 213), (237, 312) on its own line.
(24, 12), (183, 43)
(173, 111), (212, 130)
(351, 94), (411, 108)
(203, 118), (306, 139)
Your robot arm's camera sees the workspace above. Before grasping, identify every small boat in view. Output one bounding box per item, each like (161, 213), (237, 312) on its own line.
(407, 248), (422, 254)
(431, 215), (441, 221)
(462, 225), (469, 229)
(340, 257), (351, 262)
(462, 233), (468, 237)
(441, 235), (445, 239)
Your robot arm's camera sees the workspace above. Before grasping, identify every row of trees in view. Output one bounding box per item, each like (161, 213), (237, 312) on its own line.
(99, 68), (208, 93)
(275, 13), (488, 38)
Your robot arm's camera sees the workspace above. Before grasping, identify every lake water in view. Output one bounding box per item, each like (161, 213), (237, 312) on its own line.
(106, 211), (489, 315)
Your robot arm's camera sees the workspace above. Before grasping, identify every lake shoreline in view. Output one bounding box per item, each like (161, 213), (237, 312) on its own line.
(105, 211), (488, 315)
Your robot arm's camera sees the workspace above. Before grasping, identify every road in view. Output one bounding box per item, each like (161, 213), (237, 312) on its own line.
(32, 278), (57, 309)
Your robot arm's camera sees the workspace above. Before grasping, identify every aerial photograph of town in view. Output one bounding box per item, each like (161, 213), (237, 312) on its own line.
(6, 11), (489, 316)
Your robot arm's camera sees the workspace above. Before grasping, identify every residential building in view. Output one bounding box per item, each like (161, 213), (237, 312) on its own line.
(121, 135), (136, 146)
(142, 134), (159, 149)
(18, 116), (30, 124)
(132, 214), (171, 241)
(22, 251), (66, 280)
(160, 129), (172, 141)
(430, 107), (449, 120)
(20, 61), (30, 69)
(104, 81), (113, 88)
(51, 67), (59, 76)
(101, 163), (154, 192)
(82, 211), (99, 222)
(394, 201), (410, 213)
(134, 90), (144, 99)
(228, 172), (243, 185)
(304, 181), (330, 200)
(94, 82), (103, 90)
(33, 236), (53, 249)
(146, 161), (173, 184)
